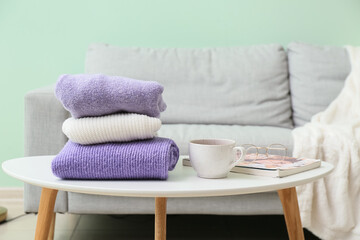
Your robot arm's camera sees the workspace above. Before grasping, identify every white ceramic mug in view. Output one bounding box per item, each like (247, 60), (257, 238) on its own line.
(189, 139), (246, 179)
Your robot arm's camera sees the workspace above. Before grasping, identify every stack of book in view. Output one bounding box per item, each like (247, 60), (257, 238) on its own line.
(183, 153), (321, 178)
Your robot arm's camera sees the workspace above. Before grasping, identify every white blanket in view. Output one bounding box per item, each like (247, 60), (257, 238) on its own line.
(62, 113), (161, 145)
(292, 46), (360, 240)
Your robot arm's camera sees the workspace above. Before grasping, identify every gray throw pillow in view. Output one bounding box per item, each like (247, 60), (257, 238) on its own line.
(287, 42), (351, 126)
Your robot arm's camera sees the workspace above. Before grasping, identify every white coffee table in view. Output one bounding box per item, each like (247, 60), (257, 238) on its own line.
(2, 155), (333, 240)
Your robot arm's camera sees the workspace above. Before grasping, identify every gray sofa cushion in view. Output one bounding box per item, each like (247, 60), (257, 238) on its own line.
(158, 124), (293, 156)
(85, 44), (293, 128)
(288, 42), (351, 126)
(68, 192), (283, 215)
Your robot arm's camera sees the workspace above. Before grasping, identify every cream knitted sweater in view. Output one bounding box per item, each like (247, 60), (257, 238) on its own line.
(62, 113), (161, 145)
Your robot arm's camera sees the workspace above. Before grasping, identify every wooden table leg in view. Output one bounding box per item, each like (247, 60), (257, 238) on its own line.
(35, 188), (58, 240)
(155, 197), (167, 240)
(278, 187), (305, 240)
(47, 212), (56, 240)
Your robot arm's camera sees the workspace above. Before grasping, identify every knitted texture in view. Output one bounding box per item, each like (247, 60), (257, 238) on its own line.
(62, 113), (161, 145)
(51, 137), (179, 180)
(55, 74), (167, 118)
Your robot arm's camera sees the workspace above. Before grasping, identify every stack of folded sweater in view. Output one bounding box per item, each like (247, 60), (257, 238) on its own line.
(51, 74), (179, 180)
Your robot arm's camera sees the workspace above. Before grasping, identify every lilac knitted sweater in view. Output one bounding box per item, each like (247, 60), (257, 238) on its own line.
(51, 137), (179, 180)
(55, 74), (167, 118)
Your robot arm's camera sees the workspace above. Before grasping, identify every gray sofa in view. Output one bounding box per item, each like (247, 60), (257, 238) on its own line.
(24, 42), (350, 215)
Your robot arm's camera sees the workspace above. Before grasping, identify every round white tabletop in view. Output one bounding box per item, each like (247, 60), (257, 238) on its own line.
(2, 155), (333, 198)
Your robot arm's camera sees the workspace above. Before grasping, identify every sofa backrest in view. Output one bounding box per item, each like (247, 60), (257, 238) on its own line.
(287, 42), (350, 127)
(85, 43), (293, 128)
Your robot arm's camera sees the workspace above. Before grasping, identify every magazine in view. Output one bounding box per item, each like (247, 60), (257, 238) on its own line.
(182, 154), (321, 178)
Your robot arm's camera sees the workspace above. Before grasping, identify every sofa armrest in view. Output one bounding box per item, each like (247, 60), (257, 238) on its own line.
(24, 85), (69, 213)
(24, 85), (69, 156)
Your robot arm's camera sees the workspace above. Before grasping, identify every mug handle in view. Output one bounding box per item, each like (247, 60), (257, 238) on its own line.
(229, 146), (246, 170)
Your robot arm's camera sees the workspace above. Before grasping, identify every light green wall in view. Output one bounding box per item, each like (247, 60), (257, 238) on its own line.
(1, 0), (360, 187)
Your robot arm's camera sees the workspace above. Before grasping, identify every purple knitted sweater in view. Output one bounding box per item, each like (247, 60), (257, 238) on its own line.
(55, 74), (167, 118)
(51, 137), (179, 180)
(51, 137), (179, 179)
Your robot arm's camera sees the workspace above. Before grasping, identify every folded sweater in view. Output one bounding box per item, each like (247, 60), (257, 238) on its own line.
(55, 74), (167, 118)
(51, 137), (179, 180)
(62, 113), (161, 145)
